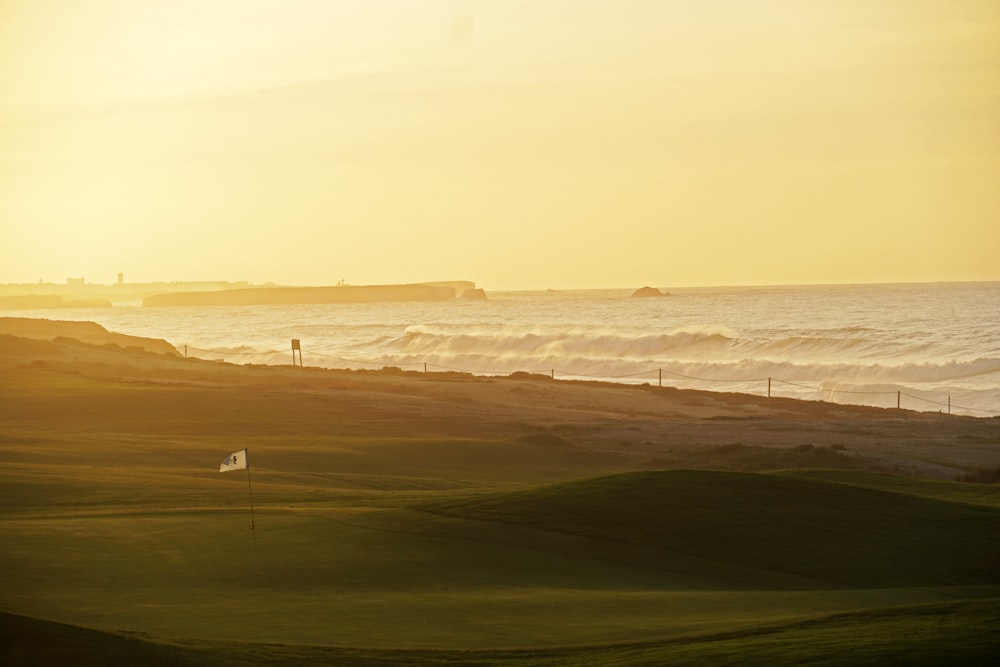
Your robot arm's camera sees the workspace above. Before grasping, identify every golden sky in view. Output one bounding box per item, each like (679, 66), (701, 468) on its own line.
(1, 0), (998, 289)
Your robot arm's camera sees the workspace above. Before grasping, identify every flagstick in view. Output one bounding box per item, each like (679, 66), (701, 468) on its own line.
(246, 464), (257, 549)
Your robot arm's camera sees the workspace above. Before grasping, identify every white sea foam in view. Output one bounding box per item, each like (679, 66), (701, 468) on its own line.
(393, 324), (739, 359)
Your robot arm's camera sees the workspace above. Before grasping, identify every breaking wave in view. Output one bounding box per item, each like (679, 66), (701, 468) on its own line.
(185, 326), (1000, 394)
(391, 324), (738, 360)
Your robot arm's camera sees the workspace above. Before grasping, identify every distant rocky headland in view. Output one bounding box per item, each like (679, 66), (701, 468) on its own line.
(0, 295), (112, 309)
(0, 280), (252, 308)
(0, 279), (483, 308)
(143, 282), (477, 307)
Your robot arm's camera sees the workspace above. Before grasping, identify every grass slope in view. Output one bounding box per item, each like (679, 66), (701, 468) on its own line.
(422, 470), (1000, 588)
(780, 469), (1000, 509)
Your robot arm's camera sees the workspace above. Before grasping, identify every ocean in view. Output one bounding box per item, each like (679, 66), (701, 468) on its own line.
(6, 281), (999, 417)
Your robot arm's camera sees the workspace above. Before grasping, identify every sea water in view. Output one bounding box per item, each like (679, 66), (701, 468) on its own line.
(6, 282), (999, 417)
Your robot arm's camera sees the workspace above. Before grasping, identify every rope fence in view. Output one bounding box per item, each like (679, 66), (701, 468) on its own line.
(179, 344), (1000, 417)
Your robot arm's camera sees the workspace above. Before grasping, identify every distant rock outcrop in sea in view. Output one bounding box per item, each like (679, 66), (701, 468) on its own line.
(630, 286), (671, 298)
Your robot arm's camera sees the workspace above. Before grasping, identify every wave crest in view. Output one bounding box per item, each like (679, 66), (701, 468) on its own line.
(395, 324), (737, 360)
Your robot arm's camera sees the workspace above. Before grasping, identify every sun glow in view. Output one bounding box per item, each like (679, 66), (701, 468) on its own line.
(2, 0), (998, 288)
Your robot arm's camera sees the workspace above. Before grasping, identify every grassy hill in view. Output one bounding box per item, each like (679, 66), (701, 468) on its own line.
(779, 469), (1000, 509)
(3, 467), (998, 655)
(421, 470), (1000, 589)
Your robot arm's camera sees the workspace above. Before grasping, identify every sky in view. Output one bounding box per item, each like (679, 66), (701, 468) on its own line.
(1, 0), (998, 290)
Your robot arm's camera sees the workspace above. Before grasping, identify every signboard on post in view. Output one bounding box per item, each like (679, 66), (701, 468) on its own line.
(291, 339), (302, 366)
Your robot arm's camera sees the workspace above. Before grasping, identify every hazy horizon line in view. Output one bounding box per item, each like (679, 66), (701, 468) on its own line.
(3, 277), (997, 292)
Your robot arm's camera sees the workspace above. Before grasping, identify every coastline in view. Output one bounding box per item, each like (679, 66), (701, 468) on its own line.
(4, 281), (996, 420)
(2, 316), (997, 481)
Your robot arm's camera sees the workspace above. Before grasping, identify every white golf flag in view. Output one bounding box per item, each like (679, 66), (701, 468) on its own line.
(220, 448), (248, 472)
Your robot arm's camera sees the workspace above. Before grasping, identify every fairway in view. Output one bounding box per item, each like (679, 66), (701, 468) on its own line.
(2, 333), (1000, 663)
(3, 458), (1000, 654)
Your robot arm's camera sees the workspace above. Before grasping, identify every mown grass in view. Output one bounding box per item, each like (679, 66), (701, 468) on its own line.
(4, 598), (999, 666)
(3, 468), (999, 652)
(3, 353), (1000, 662)
(16, 506), (986, 649)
